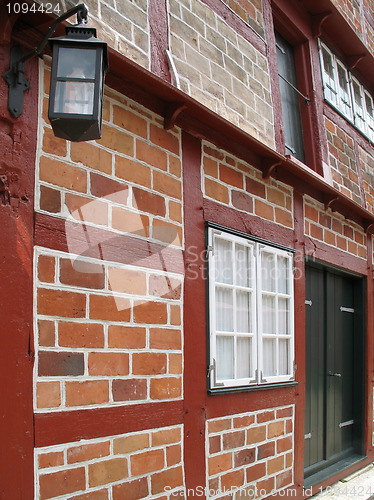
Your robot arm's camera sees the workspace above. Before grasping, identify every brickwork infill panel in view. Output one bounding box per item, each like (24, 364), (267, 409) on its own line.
(359, 144), (374, 214)
(206, 406), (294, 499)
(35, 425), (184, 499)
(35, 64), (184, 411)
(202, 142), (294, 229)
(304, 196), (367, 260)
(169, 0), (275, 148)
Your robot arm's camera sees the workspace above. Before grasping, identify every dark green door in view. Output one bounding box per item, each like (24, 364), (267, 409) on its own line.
(304, 265), (364, 479)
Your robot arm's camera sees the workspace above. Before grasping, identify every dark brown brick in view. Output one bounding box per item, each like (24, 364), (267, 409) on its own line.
(40, 185), (61, 213)
(232, 190), (253, 212)
(234, 447), (255, 467)
(60, 259), (105, 289)
(38, 351), (84, 376)
(112, 379), (147, 401)
(90, 172), (128, 202)
(132, 187), (166, 216)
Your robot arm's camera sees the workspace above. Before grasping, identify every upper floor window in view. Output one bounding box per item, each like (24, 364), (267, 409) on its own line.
(319, 40), (374, 143)
(207, 226), (295, 391)
(275, 32), (305, 163)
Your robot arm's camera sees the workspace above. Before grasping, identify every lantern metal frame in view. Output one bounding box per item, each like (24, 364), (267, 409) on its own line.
(3, 3), (108, 141)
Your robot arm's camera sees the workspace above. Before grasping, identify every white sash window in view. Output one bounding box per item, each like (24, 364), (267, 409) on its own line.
(208, 227), (295, 390)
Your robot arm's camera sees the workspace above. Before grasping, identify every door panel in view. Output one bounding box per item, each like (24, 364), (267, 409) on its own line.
(304, 265), (363, 479)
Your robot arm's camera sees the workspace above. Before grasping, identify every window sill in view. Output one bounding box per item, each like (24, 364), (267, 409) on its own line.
(207, 380), (298, 395)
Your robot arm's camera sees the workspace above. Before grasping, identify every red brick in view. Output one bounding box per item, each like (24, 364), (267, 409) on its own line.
(275, 207), (293, 228)
(66, 380), (109, 406)
(257, 476), (274, 496)
(277, 436), (293, 453)
(150, 377), (182, 399)
(153, 219), (182, 246)
(203, 145), (224, 160)
(89, 457), (128, 487)
(167, 444), (182, 466)
(151, 466), (184, 495)
(152, 427), (181, 446)
(221, 469), (244, 490)
(136, 140), (167, 170)
(40, 185), (61, 213)
(149, 275), (181, 300)
(115, 156), (151, 188)
(170, 305), (181, 325)
(99, 124), (134, 156)
(113, 106), (148, 138)
(246, 462), (266, 483)
(220, 164), (243, 188)
(245, 177), (266, 198)
(276, 407), (293, 418)
(169, 201), (182, 223)
(38, 255), (55, 283)
(204, 157), (218, 177)
(133, 187), (166, 216)
(169, 156), (182, 177)
(108, 267), (146, 295)
(60, 259), (105, 289)
(267, 186), (285, 206)
(43, 127), (67, 157)
(133, 301), (168, 325)
(65, 193), (108, 226)
(150, 124), (180, 155)
(276, 469), (293, 489)
(38, 451), (64, 469)
(38, 351), (84, 376)
(232, 190), (253, 212)
(304, 204), (319, 223)
(205, 178), (229, 204)
(40, 156), (87, 193)
(112, 379), (147, 401)
(70, 490), (109, 500)
(247, 425), (266, 444)
(255, 199), (274, 220)
(89, 294), (131, 322)
(131, 449), (164, 476)
(133, 352), (167, 375)
(337, 235), (347, 250)
(38, 320), (55, 347)
(149, 328), (181, 350)
(39, 468), (85, 500)
(268, 421), (285, 438)
(169, 353), (183, 374)
(332, 219), (343, 234)
(234, 415), (255, 428)
(267, 455), (284, 474)
(59, 322), (104, 348)
(71, 141), (112, 174)
(36, 381), (61, 409)
(88, 352), (129, 376)
(209, 435), (221, 454)
(113, 433), (149, 454)
(108, 326), (146, 349)
(208, 419), (231, 433)
(257, 441), (275, 459)
(257, 410), (275, 423)
(90, 172), (128, 203)
(223, 430), (245, 450)
(310, 223), (323, 240)
(113, 477), (149, 500)
(111, 206), (149, 236)
(38, 288), (86, 318)
(67, 441), (110, 464)
(208, 453), (232, 475)
(234, 447), (256, 467)
(153, 171), (182, 198)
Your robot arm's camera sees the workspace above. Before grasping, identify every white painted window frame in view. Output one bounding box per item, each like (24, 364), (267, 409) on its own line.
(208, 227), (295, 390)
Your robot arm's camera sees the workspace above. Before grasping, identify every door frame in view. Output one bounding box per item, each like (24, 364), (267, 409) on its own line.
(304, 259), (366, 485)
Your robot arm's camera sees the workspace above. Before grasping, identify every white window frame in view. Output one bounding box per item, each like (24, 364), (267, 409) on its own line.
(319, 39), (374, 145)
(207, 227), (295, 390)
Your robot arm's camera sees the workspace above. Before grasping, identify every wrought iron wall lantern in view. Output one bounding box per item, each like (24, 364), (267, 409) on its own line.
(3, 3), (108, 142)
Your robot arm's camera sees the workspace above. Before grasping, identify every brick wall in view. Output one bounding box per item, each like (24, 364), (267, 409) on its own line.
(206, 406), (294, 499)
(202, 142), (294, 228)
(324, 117), (362, 205)
(169, 0), (274, 148)
(304, 196), (367, 259)
(35, 62), (184, 411)
(35, 425), (184, 499)
(221, 0), (265, 38)
(359, 145), (374, 214)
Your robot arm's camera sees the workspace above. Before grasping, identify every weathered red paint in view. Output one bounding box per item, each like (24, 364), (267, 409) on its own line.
(182, 131), (207, 496)
(149, 0), (171, 82)
(0, 40), (38, 498)
(34, 401), (184, 447)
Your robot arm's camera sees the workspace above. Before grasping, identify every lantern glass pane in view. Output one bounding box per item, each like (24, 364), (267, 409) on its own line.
(54, 81), (95, 114)
(57, 47), (96, 79)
